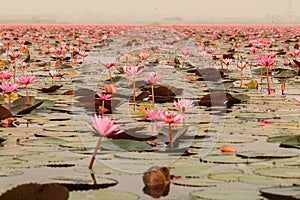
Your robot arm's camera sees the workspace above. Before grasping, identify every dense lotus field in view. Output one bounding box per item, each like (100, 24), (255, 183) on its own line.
(0, 24), (299, 199)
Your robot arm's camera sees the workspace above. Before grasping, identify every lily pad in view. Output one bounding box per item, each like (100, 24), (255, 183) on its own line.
(0, 170), (24, 177)
(200, 154), (264, 164)
(172, 178), (221, 187)
(239, 174), (300, 186)
(101, 139), (152, 151)
(254, 167), (300, 179)
(260, 185), (300, 200)
(190, 189), (260, 200)
(69, 190), (139, 200)
(237, 150), (299, 159)
(51, 176), (118, 191)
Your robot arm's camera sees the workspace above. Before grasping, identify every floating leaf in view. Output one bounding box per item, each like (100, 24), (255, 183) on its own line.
(51, 177), (118, 191)
(254, 167), (300, 179)
(101, 139), (152, 151)
(190, 189), (260, 200)
(172, 178), (221, 187)
(239, 174), (300, 186)
(237, 150), (299, 159)
(69, 190), (139, 200)
(260, 185), (300, 200)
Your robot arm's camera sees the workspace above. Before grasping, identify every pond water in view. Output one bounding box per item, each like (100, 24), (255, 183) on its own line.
(0, 24), (299, 200)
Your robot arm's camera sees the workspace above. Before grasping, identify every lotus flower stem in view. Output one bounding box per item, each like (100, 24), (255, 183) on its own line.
(101, 100), (105, 115)
(89, 136), (103, 169)
(168, 124), (174, 150)
(281, 80), (286, 95)
(266, 67), (270, 94)
(51, 77), (54, 86)
(7, 94), (11, 112)
(25, 84), (30, 105)
(151, 84), (155, 107)
(108, 68), (114, 84)
(133, 76), (136, 103)
(13, 60), (16, 83)
(240, 70), (243, 87)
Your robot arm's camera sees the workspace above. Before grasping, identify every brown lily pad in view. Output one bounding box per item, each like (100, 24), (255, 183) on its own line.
(38, 85), (63, 93)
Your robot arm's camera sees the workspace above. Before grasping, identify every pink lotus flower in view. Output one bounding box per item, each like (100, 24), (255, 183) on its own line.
(0, 83), (19, 94)
(267, 52), (277, 59)
(181, 48), (189, 56)
(160, 111), (183, 125)
(206, 48), (215, 54)
(89, 114), (122, 137)
(48, 70), (58, 78)
(54, 48), (62, 56)
(257, 56), (275, 67)
(174, 99), (194, 114)
(16, 75), (36, 85)
(159, 60), (168, 66)
(104, 84), (116, 94)
(0, 72), (12, 81)
(123, 54), (132, 60)
(96, 93), (112, 100)
(103, 62), (116, 69)
(144, 108), (165, 121)
(88, 114), (123, 169)
(16, 75), (36, 105)
(18, 39), (25, 45)
(249, 47), (260, 54)
(79, 51), (89, 57)
(144, 72), (161, 85)
(237, 61), (247, 70)
(8, 51), (21, 59)
(125, 66), (143, 77)
(294, 96), (300, 103)
(48, 70), (58, 86)
(223, 58), (232, 66)
(139, 52), (149, 60)
(159, 110), (183, 150)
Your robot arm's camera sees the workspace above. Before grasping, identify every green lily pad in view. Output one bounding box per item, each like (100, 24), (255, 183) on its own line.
(170, 164), (213, 178)
(200, 154), (264, 164)
(280, 135), (300, 149)
(190, 189), (260, 200)
(51, 177), (118, 191)
(69, 190), (139, 200)
(239, 174), (300, 186)
(0, 170), (24, 177)
(260, 185), (300, 200)
(267, 135), (296, 143)
(101, 139), (152, 151)
(172, 178), (222, 187)
(232, 94), (250, 102)
(254, 167), (300, 179)
(237, 150), (299, 159)
(114, 152), (173, 160)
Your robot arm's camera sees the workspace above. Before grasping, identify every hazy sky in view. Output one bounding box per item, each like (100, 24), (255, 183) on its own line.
(0, 0), (298, 21)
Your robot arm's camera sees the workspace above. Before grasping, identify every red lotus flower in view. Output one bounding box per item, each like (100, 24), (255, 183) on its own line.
(257, 56), (275, 67)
